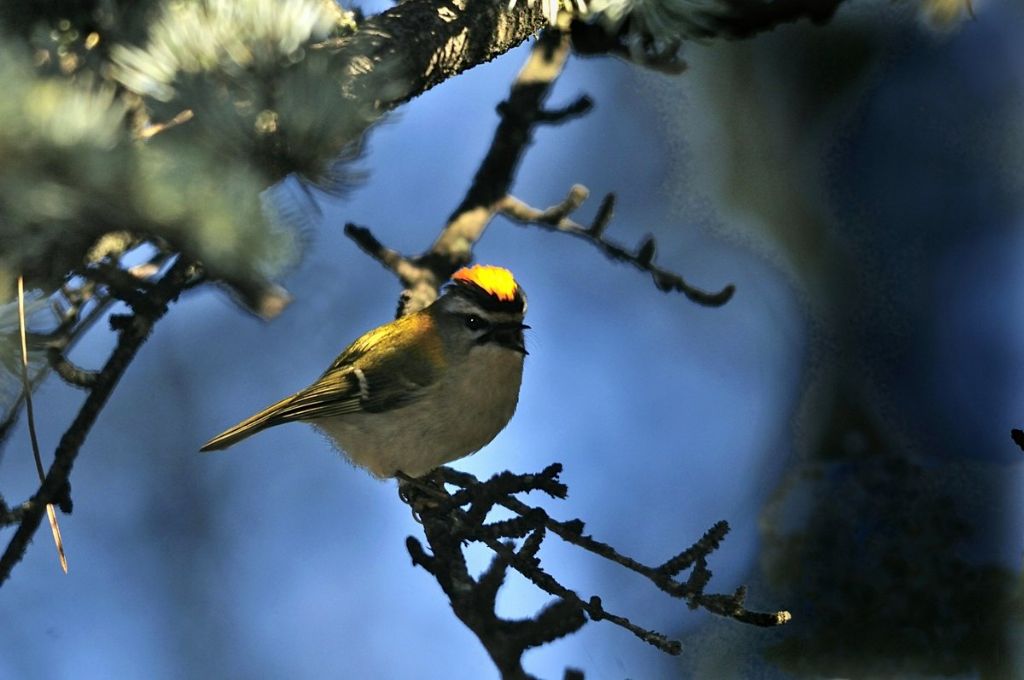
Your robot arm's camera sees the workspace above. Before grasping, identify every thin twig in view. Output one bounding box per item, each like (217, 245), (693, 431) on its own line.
(476, 531), (684, 654)
(344, 29), (575, 317)
(441, 467), (790, 629)
(1, 238), (163, 445)
(0, 500), (37, 527)
(47, 348), (98, 388)
(136, 108), (194, 140)
(498, 188), (735, 306)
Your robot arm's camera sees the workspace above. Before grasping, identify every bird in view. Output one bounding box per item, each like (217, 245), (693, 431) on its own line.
(200, 265), (529, 479)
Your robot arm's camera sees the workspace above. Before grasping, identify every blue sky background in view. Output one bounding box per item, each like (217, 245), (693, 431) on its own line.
(2, 1), (1023, 678)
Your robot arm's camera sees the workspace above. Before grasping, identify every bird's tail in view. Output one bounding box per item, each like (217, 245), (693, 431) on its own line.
(199, 393), (297, 452)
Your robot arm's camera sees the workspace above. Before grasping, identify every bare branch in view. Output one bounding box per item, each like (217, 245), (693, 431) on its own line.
(441, 468), (790, 629)
(0, 257), (197, 585)
(531, 95), (594, 123)
(402, 464), (790, 668)
(46, 349), (98, 389)
(344, 29), (575, 316)
(498, 188), (735, 306)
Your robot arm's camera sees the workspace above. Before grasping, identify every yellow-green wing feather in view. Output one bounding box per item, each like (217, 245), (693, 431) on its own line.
(289, 311), (445, 416)
(199, 311), (446, 451)
(198, 389), (312, 452)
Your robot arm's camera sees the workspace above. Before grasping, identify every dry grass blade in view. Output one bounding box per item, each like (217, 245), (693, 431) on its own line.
(17, 276), (68, 573)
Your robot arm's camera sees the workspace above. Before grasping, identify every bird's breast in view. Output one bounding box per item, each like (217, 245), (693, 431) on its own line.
(315, 347), (524, 478)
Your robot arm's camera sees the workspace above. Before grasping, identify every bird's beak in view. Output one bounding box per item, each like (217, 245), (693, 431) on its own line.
(491, 322), (529, 355)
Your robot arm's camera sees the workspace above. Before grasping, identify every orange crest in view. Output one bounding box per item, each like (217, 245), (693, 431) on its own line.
(451, 265), (518, 302)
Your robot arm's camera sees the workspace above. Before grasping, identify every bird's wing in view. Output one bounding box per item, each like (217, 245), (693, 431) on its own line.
(262, 312), (445, 422)
(199, 313), (443, 452)
(275, 366), (424, 421)
(199, 389), (315, 452)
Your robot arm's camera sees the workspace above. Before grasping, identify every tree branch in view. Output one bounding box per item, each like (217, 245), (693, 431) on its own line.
(345, 27), (575, 316)
(400, 464), (790, 675)
(340, 24), (777, 677)
(323, 0), (549, 113)
(0, 241), (164, 446)
(328, 0), (845, 114)
(498, 187), (734, 306)
(0, 257), (197, 585)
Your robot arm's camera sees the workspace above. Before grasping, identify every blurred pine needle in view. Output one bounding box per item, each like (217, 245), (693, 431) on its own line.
(17, 276), (67, 573)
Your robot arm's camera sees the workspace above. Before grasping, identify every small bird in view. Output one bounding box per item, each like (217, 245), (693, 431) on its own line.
(200, 265), (529, 479)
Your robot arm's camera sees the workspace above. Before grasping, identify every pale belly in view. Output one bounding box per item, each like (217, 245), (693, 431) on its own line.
(313, 348), (524, 478)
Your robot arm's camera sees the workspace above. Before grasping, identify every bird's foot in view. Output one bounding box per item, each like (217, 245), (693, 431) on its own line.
(396, 469), (449, 520)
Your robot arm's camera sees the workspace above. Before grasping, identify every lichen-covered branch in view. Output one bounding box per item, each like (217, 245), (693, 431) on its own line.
(325, 0), (548, 111)
(331, 0), (845, 111)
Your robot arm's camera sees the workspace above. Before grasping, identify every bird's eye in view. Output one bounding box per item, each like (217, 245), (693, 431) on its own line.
(464, 314), (489, 331)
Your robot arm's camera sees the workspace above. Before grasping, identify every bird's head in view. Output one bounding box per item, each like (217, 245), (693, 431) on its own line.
(433, 265), (529, 356)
